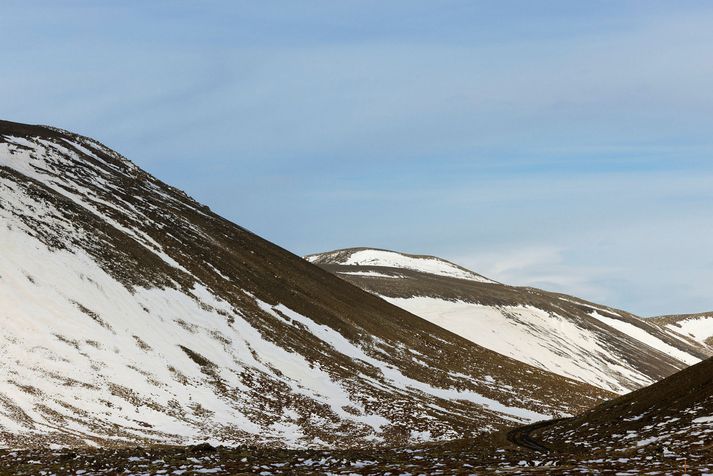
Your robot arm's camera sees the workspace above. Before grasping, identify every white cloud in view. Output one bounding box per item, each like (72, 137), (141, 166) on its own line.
(454, 246), (620, 305)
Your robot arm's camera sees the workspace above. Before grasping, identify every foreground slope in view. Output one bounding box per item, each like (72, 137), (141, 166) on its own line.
(6, 356), (713, 476)
(8, 355), (713, 474)
(533, 355), (713, 466)
(308, 248), (710, 394)
(0, 121), (610, 449)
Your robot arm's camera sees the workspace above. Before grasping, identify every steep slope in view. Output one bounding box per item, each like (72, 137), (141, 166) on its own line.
(652, 312), (713, 347)
(533, 356), (713, 466)
(0, 120), (611, 449)
(307, 248), (710, 394)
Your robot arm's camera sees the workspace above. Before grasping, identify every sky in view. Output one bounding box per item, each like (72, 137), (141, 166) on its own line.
(2, 0), (713, 316)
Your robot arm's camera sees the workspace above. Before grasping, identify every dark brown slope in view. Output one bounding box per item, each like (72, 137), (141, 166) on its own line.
(0, 120), (612, 448)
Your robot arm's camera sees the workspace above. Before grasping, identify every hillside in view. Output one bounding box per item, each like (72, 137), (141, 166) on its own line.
(530, 355), (713, 470)
(0, 120), (613, 449)
(307, 247), (711, 393)
(652, 312), (713, 347)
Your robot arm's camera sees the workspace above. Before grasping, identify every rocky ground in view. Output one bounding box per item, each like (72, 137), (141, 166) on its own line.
(0, 430), (706, 475)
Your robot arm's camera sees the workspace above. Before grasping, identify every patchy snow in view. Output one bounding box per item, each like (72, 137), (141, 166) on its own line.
(665, 315), (713, 344)
(409, 430), (433, 442)
(557, 297), (622, 317)
(382, 296), (654, 394)
(589, 312), (700, 366)
(637, 436), (659, 447)
(0, 155), (393, 447)
(693, 416), (713, 424)
(0, 138), (187, 273)
(259, 301), (552, 423)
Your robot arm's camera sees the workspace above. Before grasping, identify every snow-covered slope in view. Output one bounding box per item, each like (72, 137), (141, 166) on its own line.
(0, 121), (612, 449)
(651, 312), (713, 347)
(309, 248), (711, 394)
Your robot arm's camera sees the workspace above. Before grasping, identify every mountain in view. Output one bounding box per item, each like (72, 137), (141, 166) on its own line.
(307, 248), (497, 283)
(529, 355), (713, 470)
(307, 248), (711, 394)
(651, 312), (713, 347)
(0, 120), (612, 449)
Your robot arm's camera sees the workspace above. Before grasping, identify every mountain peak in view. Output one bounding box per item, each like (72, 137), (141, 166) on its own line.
(306, 247), (497, 283)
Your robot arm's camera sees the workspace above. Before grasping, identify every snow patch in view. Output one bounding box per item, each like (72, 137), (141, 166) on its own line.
(590, 312), (700, 366)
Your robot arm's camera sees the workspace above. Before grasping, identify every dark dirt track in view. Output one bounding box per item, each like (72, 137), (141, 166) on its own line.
(506, 419), (566, 453)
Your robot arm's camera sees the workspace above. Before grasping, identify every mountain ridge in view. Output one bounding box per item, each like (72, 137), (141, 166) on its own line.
(308, 247), (711, 394)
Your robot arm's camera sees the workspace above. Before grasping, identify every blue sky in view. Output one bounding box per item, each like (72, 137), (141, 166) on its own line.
(2, 1), (713, 316)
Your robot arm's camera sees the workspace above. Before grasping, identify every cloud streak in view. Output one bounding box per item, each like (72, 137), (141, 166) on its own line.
(1, 1), (713, 315)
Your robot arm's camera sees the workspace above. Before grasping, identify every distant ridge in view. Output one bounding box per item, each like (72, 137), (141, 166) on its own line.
(309, 247), (711, 394)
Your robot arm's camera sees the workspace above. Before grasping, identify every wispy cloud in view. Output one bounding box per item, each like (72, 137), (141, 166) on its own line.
(455, 246), (620, 302)
(2, 1), (713, 315)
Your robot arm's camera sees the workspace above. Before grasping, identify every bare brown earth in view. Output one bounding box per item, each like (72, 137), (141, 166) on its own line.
(531, 355), (713, 472)
(536, 355), (713, 443)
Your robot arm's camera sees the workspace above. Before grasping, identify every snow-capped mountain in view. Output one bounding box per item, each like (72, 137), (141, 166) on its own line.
(652, 312), (713, 347)
(307, 248), (711, 394)
(0, 120), (612, 449)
